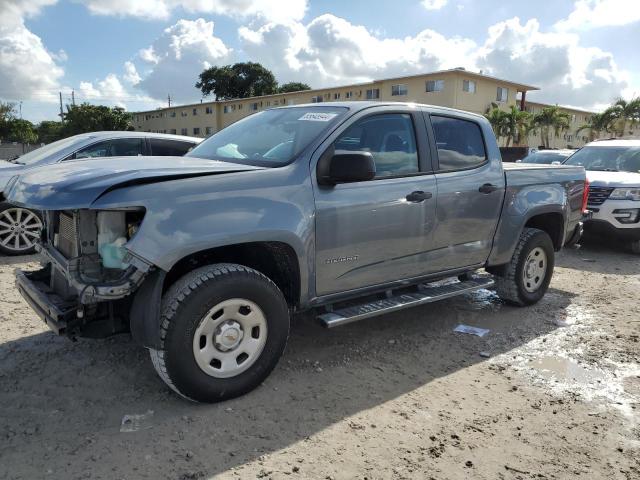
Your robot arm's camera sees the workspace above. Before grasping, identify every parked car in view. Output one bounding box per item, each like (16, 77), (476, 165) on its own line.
(563, 139), (640, 253)
(7, 102), (587, 402)
(516, 149), (575, 164)
(0, 132), (201, 255)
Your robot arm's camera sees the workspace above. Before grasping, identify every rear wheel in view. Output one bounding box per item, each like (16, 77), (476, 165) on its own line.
(0, 202), (42, 255)
(149, 263), (290, 402)
(494, 228), (555, 306)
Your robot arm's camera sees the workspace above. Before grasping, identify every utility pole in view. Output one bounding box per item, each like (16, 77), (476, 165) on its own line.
(72, 89), (75, 106)
(59, 91), (64, 122)
(19, 101), (22, 119)
(168, 94), (171, 107)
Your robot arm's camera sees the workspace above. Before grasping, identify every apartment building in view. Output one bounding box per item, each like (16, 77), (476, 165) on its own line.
(133, 68), (538, 137)
(523, 101), (600, 149)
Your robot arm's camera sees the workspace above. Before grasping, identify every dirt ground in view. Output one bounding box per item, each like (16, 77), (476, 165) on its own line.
(1, 239), (639, 480)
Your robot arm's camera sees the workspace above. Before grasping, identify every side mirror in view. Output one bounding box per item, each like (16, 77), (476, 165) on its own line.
(317, 150), (376, 185)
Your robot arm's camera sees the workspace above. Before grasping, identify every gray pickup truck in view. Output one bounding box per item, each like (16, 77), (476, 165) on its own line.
(7, 102), (587, 402)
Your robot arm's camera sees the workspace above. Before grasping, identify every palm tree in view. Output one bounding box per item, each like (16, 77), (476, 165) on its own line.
(484, 104), (508, 144)
(607, 97), (640, 136)
(503, 105), (532, 146)
(532, 106), (571, 148)
(576, 111), (615, 142)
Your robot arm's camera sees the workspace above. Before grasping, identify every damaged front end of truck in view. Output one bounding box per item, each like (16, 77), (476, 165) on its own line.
(16, 208), (153, 339)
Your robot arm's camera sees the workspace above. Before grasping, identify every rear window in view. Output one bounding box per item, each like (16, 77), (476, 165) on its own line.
(149, 139), (195, 156)
(431, 116), (487, 171)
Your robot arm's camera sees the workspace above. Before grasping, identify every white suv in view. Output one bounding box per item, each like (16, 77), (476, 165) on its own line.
(564, 139), (640, 253)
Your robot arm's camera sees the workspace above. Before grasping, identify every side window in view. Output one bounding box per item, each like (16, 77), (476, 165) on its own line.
(74, 141), (112, 159)
(431, 116), (487, 171)
(149, 139), (195, 156)
(333, 113), (419, 178)
(110, 138), (144, 156)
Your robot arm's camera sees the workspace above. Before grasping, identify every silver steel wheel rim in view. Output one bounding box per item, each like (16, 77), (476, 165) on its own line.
(523, 247), (547, 293)
(192, 298), (268, 379)
(0, 208), (42, 252)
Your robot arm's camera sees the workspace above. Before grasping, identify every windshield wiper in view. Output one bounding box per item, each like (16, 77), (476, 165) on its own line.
(590, 168), (618, 172)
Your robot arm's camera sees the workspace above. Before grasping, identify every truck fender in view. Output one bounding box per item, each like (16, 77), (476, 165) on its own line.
(129, 268), (166, 349)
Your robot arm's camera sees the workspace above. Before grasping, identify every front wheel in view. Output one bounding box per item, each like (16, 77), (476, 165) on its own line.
(0, 202), (42, 255)
(494, 228), (555, 306)
(149, 263), (290, 402)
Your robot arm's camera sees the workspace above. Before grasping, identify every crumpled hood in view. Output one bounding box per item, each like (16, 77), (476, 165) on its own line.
(5, 155), (264, 210)
(587, 170), (640, 187)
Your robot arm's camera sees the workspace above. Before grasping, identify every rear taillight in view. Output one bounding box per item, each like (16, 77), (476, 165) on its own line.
(582, 178), (590, 213)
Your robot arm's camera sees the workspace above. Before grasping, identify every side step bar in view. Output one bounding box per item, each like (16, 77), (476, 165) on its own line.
(317, 276), (495, 328)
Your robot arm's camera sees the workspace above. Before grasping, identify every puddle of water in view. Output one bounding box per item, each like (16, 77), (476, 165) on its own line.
(531, 356), (606, 385)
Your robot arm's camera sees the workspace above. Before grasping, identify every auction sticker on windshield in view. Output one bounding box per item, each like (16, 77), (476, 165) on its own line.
(298, 112), (339, 122)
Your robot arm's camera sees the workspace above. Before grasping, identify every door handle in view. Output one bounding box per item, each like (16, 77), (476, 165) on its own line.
(479, 183), (499, 194)
(406, 191), (432, 202)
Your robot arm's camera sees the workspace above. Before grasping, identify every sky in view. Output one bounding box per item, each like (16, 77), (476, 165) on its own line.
(1, 0), (639, 123)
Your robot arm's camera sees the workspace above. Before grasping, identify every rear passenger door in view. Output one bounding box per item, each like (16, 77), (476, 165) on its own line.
(426, 113), (505, 271)
(148, 138), (196, 156)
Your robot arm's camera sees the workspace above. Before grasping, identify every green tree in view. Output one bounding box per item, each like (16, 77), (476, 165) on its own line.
(196, 62), (278, 100)
(61, 103), (132, 136)
(278, 82), (311, 93)
(503, 105), (532, 146)
(576, 111), (615, 142)
(37, 120), (64, 144)
(0, 101), (17, 140)
(7, 119), (37, 144)
(484, 104), (509, 143)
(532, 106), (571, 148)
(607, 97), (640, 137)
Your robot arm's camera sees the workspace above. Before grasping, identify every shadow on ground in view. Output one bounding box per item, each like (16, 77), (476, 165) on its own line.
(556, 236), (640, 276)
(0, 284), (576, 480)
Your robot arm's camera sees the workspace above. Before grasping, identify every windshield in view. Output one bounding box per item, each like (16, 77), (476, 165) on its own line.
(186, 106), (348, 167)
(563, 145), (640, 173)
(13, 135), (89, 166)
(521, 151), (571, 164)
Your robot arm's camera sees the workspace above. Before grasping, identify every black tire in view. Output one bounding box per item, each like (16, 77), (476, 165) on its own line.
(494, 228), (555, 306)
(0, 202), (42, 256)
(149, 263), (290, 403)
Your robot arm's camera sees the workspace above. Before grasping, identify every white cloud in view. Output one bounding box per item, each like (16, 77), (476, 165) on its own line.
(123, 61), (141, 84)
(136, 18), (231, 102)
(555, 0), (640, 30)
(0, 0), (64, 103)
(238, 14), (630, 110)
(239, 14), (477, 87)
(77, 73), (155, 108)
(422, 0), (448, 10)
(477, 17), (628, 108)
(77, 0), (308, 21)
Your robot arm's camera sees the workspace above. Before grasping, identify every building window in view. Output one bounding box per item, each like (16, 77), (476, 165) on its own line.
(496, 87), (508, 102)
(426, 80), (444, 92)
(181, 111), (187, 117)
(334, 92), (341, 100)
(192, 108), (198, 116)
(193, 127), (200, 135)
(223, 106), (229, 113)
(170, 129), (177, 134)
(238, 104), (242, 110)
(145, 114), (151, 120)
(181, 128), (188, 135)
(311, 95), (323, 103)
(366, 88), (380, 99)
(250, 102), (258, 111)
(462, 80), (476, 93)
(206, 127), (213, 135)
(205, 106), (213, 114)
(391, 84), (408, 96)
(170, 111), (176, 117)
(345, 91), (353, 99)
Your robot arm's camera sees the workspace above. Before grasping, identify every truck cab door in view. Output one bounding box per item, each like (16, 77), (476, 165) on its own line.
(312, 107), (437, 298)
(425, 113), (505, 271)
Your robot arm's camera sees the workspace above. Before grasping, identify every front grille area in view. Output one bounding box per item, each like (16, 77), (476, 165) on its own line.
(587, 186), (615, 206)
(56, 212), (77, 258)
